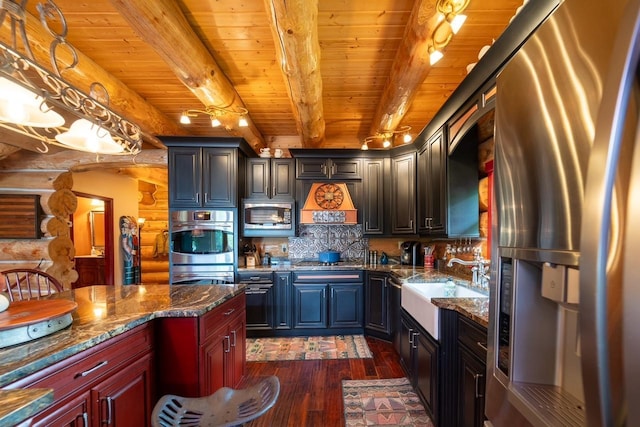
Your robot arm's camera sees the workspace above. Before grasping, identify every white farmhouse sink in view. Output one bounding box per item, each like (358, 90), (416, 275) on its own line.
(401, 282), (486, 340)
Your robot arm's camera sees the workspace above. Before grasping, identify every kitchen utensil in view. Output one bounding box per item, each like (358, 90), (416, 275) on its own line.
(318, 250), (340, 263)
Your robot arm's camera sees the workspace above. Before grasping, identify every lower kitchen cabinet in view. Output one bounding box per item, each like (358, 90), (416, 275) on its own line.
(200, 306), (246, 395)
(457, 315), (487, 427)
(7, 324), (154, 427)
(293, 283), (327, 328)
(274, 271), (293, 330)
(240, 271), (292, 337)
(155, 293), (246, 397)
(91, 354), (153, 427)
(400, 309), (439, 424)
(239, 272), (275, 331)
(292, 270), (364, 335)
(329, 283), (363, 328)
(365, 271), (391, 339)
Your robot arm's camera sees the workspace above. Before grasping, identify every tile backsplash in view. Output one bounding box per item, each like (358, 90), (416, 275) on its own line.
(288, 224), (368, 261)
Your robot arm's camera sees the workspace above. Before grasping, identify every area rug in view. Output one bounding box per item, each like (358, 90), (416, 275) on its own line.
(342, 377), (434, 426)
(246, 335), (373, 361)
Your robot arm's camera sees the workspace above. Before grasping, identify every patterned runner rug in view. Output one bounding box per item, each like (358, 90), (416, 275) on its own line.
(342, 377), (434, 426)
(246, 335), (373, 361)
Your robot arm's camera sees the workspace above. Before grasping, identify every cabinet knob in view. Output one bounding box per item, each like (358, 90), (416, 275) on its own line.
(224, 335), (231, 353)
(231, 330), (237, 347)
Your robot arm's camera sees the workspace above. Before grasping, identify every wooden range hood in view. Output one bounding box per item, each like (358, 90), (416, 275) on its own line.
(300, 183), (357, 225)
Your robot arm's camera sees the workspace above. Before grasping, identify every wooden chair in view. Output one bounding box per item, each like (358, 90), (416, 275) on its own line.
(0, 268), (63, 301)
(151, 376), (280, 427)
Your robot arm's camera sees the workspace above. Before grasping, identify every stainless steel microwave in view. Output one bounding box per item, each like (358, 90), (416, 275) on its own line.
(242, 200), (295, 236)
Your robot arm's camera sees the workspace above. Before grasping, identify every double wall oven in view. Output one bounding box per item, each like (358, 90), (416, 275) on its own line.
(170, 210), (235, 284)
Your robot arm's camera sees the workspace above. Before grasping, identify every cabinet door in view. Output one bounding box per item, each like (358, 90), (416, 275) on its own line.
(415, 331), (439, 424)
(274, 272), (293, 330)
(399, 313), (415, 378)
(296, 158), (328, 179)
(228, 312), (246, 389)
(246, 158), (271, 198)
(245, 283), (274, 330)
(168, 147), (202, 207)
(32, 391), (91, 427)
(202, 147), (237, 207)
(330, 158), (362, 179)
(329, 283), (363, 328)
(91, 354), (153, 427)
(293, 283), (327, 328)
(428, 131), (447, 234)
(271, 158), (295, 198)
(458, 347), (486, 427)
(390, 153), (416, 234)
(365, 273), (389, 336)
(200, 327), (227, 396)
(362, 159), (385, 235)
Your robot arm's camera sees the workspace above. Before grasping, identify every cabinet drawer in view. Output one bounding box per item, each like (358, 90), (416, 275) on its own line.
(457, 316), (487, 360)
(292, 270), (364, 283)
(8, 324), (153, 400)
(200, 293), (246, 342)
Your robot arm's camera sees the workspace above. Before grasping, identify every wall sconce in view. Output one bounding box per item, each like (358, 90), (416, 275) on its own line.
(180, 104), (250, 128)
(363, 125), (412, 150)
(0, 1), (142, 155)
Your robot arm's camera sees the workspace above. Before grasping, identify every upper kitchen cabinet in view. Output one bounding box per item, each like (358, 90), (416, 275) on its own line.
(390, 150), (417, 234)
(417, 128), (447, 236)
(163, 137), (253, 209)
(362, 158), (388, 235)
(245, 158), (295, 199)
(295, 158), (362, 180)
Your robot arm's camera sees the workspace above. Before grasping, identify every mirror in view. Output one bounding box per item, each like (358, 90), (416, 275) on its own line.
(90, 210), (105, 249)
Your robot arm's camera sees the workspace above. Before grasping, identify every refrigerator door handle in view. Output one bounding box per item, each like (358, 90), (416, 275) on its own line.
(581, 1), (640, 425)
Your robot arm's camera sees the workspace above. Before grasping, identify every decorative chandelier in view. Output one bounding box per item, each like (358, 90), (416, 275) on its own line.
(362, 126), (412, 150)
(0, 0), (142, 154)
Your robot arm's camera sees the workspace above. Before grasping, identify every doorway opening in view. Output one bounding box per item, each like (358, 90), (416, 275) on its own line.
(71, 192), (115, 287)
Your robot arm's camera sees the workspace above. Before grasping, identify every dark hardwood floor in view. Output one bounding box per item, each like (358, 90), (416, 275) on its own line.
(239, 336), (406, 426)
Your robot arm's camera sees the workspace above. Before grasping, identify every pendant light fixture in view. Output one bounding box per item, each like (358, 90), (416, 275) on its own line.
(0, 78), (64, 128)
(55, 119), (124, 154)
(0, 1), (142, 154)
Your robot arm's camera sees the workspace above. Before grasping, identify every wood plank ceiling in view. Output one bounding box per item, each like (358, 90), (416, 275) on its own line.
(5, 0), (523, 154)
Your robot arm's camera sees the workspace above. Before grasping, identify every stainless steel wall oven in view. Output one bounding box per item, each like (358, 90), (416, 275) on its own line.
(170, 209), (235, 284)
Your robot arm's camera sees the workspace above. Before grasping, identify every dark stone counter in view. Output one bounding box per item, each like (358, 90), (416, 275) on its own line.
(239, 264), (489, 325)
(0, 283), (245, 426)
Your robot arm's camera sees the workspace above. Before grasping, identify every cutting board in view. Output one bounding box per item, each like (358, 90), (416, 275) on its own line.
(0, 299), (78, 330)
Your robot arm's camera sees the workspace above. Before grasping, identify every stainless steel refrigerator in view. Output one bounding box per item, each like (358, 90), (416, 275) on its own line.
(486, 0), (639, 425)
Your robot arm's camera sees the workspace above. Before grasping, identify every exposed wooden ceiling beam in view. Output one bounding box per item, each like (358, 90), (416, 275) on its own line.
(0, 9), (180, 149)
(264, 0), (325, 147)
(370, 0), (439, 136)
(108, 0), (264, 150)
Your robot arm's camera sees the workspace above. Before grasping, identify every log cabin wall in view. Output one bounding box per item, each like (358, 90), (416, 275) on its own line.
(0, 164), (68, 285)
(138, 180), (169, 284)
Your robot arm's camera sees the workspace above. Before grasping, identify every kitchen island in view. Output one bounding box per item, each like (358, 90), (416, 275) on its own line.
(0, 283), (246, 426)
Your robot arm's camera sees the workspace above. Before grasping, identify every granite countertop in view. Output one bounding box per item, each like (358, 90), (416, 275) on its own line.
(0, 283), (245, 426)
(239, 264), (490, 326)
